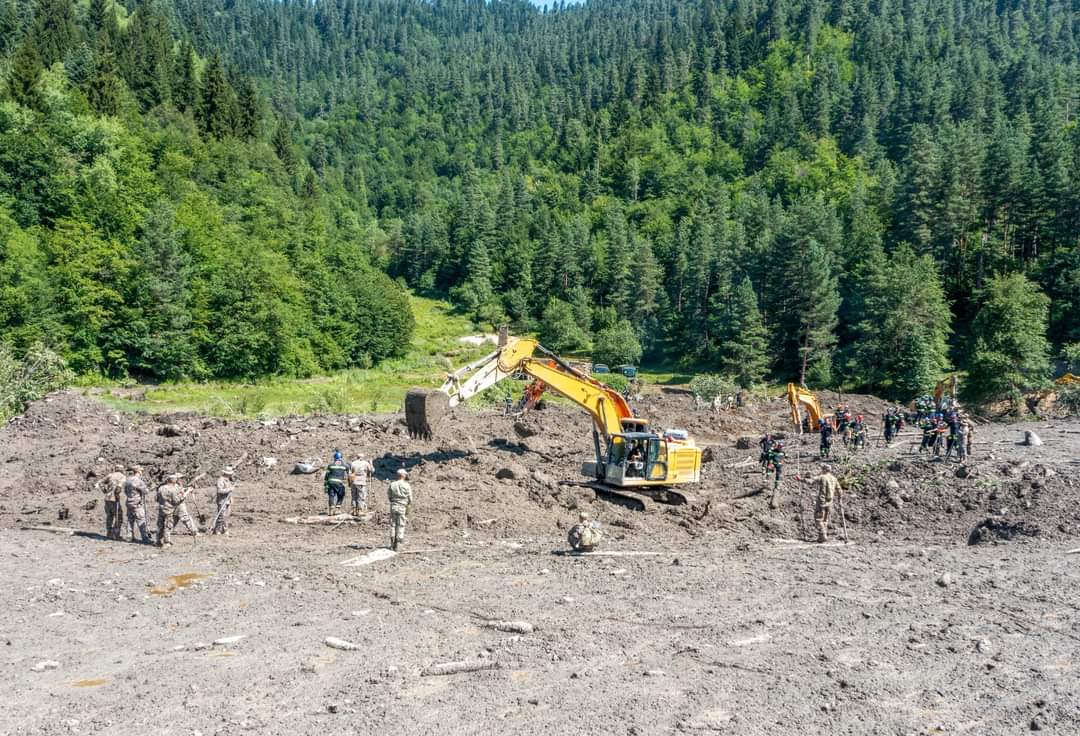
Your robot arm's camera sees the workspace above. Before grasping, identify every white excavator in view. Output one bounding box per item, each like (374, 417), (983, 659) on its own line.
(404, 337), (701, 509)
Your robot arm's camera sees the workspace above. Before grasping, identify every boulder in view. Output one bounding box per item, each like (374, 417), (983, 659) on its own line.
(1023, 430), (1043, 447)
(701, 446), (718, 463)
(157, 424), (183, 437)
(496, 464), (526, 481)
(735, 436), (755, 450)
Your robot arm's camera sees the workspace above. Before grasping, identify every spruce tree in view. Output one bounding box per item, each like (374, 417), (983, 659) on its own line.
(172, 42), (197, 113)
(714, 276), (768, 387)
(7, 39), (43, 109)
(197, 52), (236, 139)
(86, 0), (109, 36)
(32, 0), (78, 67)
(86, 45), (123, 116)
(271, 116), (297, 172)
(235, 77), (260, 140)
(966, 273), (1051, 406)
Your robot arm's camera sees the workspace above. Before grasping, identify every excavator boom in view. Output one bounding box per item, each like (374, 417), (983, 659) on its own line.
(787, 383), (826, 432)
(404, 336), (701, 502)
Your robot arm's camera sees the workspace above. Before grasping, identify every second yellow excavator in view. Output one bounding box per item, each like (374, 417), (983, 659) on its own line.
(786, 382), (826, 432)
(404, 337), (701, 508)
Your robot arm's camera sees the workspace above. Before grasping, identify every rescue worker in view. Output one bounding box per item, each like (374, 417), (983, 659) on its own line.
(627, 444), (645, 477)
(122, 466), (152, 544)
(567, 510), (602, 552)
(919, 415), (935, 453)
(387, 468), (413, 551)
(767, 440), (785, 509)
(759, 432), (774, 472)
(930, 414), (949, 458)
(963, 415), (975, 458)
(99, 464), (126, 540)
(810, 464), (841, 543)
(819, 419), (834, 459)
(950, 418), (968, 462)
(349, 453), (375, 514)
(156, 473), (197, 547)
(211, 466), (236, 535)
(324, 450), (349, 515)
(883, 409), (899, 445)
(851, 414), (867, 451)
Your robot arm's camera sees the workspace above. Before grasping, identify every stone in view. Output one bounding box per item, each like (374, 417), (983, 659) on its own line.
(1023, 431), (1043, 447)
(700, 446), (717, 463)
(31, 660), (60, 672)
(157, 424), (183, 437)
(495, 465), (524, 480)
(735, 436), (755, 450)
(936, 572), (953, 588)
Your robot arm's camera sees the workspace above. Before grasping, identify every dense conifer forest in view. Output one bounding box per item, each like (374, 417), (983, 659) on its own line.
(0, 0), (1077, 401)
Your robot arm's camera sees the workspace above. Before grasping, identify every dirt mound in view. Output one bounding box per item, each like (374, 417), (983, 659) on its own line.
(1, 391), (1077, 548)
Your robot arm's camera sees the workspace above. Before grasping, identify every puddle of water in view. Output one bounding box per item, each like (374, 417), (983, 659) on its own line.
(150, 572), (212, 596)
(72, 679), (108, 688)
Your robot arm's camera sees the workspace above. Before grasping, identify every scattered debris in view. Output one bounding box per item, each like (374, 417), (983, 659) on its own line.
(325, 637), (363, 651)
(968, 518), (1040, 545)
(213, 635), (246, 646)
(481, 620), (534, 634)
(420, 660), (500, 677)
(31, 660), (60, 672)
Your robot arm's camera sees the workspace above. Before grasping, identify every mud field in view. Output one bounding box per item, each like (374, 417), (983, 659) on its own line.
(1, 390), (1079, 735)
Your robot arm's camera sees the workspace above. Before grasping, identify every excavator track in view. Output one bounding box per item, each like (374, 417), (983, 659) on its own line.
(561, 481), (694, 512)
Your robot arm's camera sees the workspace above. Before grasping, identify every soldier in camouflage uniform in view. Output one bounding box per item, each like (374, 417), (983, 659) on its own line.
(99, 464), (126, 540)
(123, 466), (152, 543)
(156, 473), (197, 547)
(387, 468), (413, 551)
(811, 464), (841, 543)
(568, 510), (602, 552)
(211, 466), (236, 535)
(349, 454), (375, 514)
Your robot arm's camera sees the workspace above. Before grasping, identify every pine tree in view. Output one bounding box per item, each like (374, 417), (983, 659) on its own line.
(966, 273), (1051, 406)
(0, 0), (17, 55)
(271, 116), (297, 172)
(32, 0), (78, 67)
(86, 0), (109, 36)
(7, 39), (43, 109)
(235, 77), (260, 140)
(85, 45), (123, 116)
(172, 41), (198, 113)
(197, 52), (236, 139)
(713, 276), (768, 387)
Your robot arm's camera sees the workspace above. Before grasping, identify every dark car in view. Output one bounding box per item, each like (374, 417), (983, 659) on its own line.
(592, 363), (611, 374)
(617, 365), (638, 379)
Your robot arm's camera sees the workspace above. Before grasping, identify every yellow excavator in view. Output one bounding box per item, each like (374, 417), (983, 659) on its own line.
(404, 337), (701, 509)
(786, 383), (826, 432)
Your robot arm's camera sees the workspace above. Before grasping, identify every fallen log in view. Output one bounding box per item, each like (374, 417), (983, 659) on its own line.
(282, 513), (373, 525)
(481, 620), (534, 634)
(325, 637), (363, 651)
(552, 550), (664, 557)
(420, 660), (500, 677)
(21, 525), (78, 535)
(1066, 548), (1080, 555)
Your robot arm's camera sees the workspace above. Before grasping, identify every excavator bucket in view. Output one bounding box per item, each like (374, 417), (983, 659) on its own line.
(405, 389), (450, 440)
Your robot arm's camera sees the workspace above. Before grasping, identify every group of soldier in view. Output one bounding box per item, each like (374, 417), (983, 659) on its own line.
(97, 465), (237, 547)
(321, 450), (414, 550)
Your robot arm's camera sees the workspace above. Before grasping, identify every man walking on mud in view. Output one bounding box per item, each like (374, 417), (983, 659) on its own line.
(156, 473), (198, 547)
(99, 464), (126, 540)
(349, 453), (375, 514)
(123, 466), (152, 543)
(387, 468), (413, 551)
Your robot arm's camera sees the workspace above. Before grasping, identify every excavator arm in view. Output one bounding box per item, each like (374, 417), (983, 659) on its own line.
(405, 337), (634, 440)
(787, 383), (826, 432)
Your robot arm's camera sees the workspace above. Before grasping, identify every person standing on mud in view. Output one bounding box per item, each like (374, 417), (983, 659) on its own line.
(819, 419), (834, 459)
(810, 464), (841, 543)
(156, 473), (197, 547)
(387, 468), (413, 551)
(324, 451), (349, 515)
(767, 440), (785, 509)
(211, 466), (236, 535)
(349, 453), (375, 514)
(99, 464), (126, 540)
(123, 466), (152, 543)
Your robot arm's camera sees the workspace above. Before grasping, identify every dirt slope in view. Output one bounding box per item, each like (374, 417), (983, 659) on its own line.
(1, 391), (1078, 735)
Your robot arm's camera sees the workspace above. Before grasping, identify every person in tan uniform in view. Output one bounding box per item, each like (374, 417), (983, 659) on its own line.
(156, 473), (197, 547)
(387, 468), (413, 551)
(211, 466), (236, 535)
(811, 465), (841, 543)
(123, 466), (152, 543)
(99, 464), (126, 540)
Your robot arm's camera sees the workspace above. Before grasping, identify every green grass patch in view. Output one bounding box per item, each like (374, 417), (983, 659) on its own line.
(93, 294), (495, 417)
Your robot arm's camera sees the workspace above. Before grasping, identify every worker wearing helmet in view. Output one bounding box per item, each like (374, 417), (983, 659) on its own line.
(324, 450), (349, 515)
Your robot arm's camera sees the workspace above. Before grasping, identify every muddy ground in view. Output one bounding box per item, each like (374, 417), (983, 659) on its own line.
(1, 390), (1078, 735)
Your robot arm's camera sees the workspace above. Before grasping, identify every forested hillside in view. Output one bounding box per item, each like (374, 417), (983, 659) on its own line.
(1, 0), (1078, 402)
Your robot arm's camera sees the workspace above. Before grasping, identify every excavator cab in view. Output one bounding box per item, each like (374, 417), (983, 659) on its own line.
(599, 432), (671, 484)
